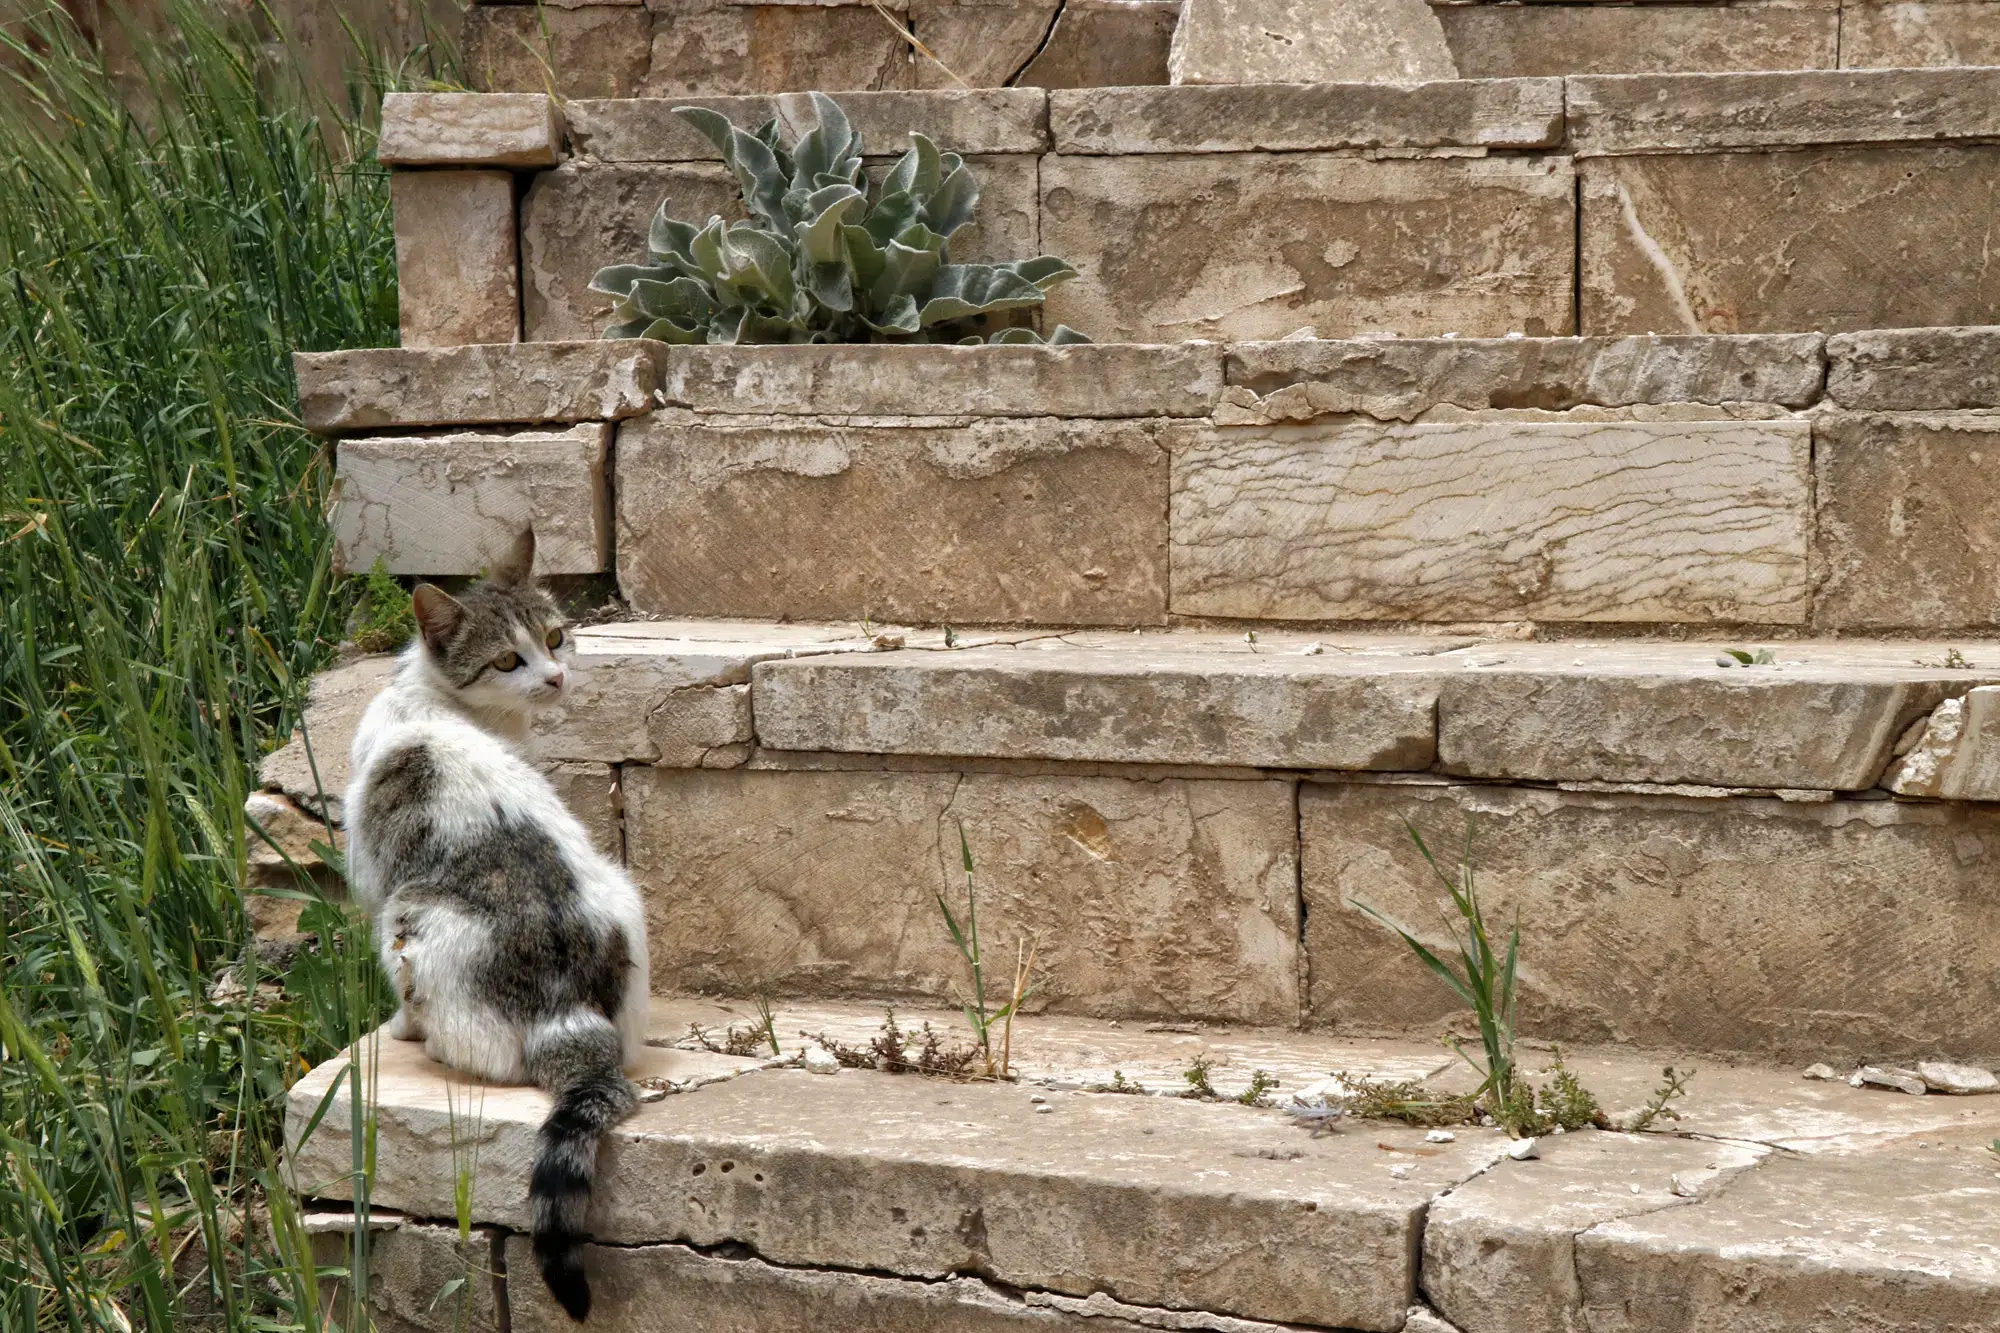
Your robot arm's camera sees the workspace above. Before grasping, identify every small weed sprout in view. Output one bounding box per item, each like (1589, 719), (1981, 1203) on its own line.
(1086, 1069), (1143, 1094)
(1339, 1075), (1478, 1128)
(1917, 647), (1972, 669)
(1624, 1065), (1695, 1133)
(937, 821), (1038, 1078)
(349, 558), (416, 653)
(685, 1021), (769, 1058)
(1182, 1053), (1219, 1099)
(810, 1008), (982, 1077)
(1237, 1070), (1280, 1106)
(755, 994), (782, 1057)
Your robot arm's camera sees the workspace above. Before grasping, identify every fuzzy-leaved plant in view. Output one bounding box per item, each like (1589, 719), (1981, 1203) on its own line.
(590, 92), (1088, 345)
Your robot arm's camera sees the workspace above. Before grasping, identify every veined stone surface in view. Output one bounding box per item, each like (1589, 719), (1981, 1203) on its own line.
(1302, 780), (2000, 1060)
(1843, 1), (2000, 68)
(623, 765), (1302, 1024)
(614, 414), (1169, 626)
(566, 89), (1051, 161)
(294, 343), (664, 433)
(640, 1), (913, 96)
(1579, 147), (2000, 335)
(1826, 327), (2000, 411)
(1167, 415), (1811, 624)
(1167, 0), (1457, 86)
(463, 5), (652, 98)
(542, 760), (622, 860)
(377, 91), (564, 167)
(909, 0), (1062, 88)
(1016, 0), (1177, 88)
(332, 425), (611, 577)
(1884, 688), (2000, 801)
(389, 171), (519, 349)
(256, 654), (398, 822)
(1041, 153), (1575, 342)
(1437, 1), (1837, 78)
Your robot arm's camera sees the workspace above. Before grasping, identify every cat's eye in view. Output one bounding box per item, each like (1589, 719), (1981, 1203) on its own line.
(492, 651), (522, 673)
(545, 627), (565, 650)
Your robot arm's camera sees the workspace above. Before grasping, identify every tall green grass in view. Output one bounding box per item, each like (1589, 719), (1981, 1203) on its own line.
(0, 3), (437, 1327)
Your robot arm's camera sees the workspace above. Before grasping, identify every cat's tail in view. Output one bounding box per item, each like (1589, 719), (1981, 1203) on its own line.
(525, 1011), (637, 1322)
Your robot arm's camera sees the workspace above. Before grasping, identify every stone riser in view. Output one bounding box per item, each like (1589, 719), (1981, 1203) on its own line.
(459, 0), (2000, 100)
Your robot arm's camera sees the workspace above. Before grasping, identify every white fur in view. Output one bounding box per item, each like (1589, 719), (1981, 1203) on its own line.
(346, 638), (649, 1083)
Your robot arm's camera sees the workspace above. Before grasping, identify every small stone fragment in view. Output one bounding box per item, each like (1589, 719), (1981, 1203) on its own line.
(803, 1046), (841, 1076)
(1035, 1104), (1055, 1115)
(1030, 1094), (1049, 1104)
(1424, 1129), (1456, 1144)
(1389, 1163), (1414, 1179)
(1850, 1065), (1927, 1095)
(1916, 1060), (2000, 1095)
(1802, 1062), (1842, 1081)
(1670, 1173), (1696, 1197)
(1507, 1137), (1540, 1161)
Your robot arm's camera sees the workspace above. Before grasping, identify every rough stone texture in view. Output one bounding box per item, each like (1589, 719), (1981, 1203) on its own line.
(1041, 154), (1575, 342)
(1016, 0), (1178, 88)
(1424, 1133), (1769, 1333)
(623, 766), (1301, 1024)
(1575, 1146), (2000, 1331)
(1168, 0), (1457, 86)
(1814, 411), (2000, 632)
(1884, 690), (2000, 802)
(647, 682), (754, 766)
(909, 0), (1061, 88)
(543, 760), (622, 860)
(614, 414), (1168, 626)
(1438, 2), (1837, 78)
(1579, 147), (2000, 335)
(377, 92), (563, 167)
(310, 1221), (501, 1333)
(332, 425), (611, 577)
(1167, 416), (1812, 624)
(1841, 1), (2000, 68)
(258, 655), (398, 822)
(1222, 334), (1827, 423)
(533, 639), (774, 763)
(1825, 326), (2000, 411)
(390, 171), (518, 349)
(463, 4), (652, 98)
(244, 791), (342, 879)
(1302, 780), (2000, 1060)
(1049, 79), (1564, 154)
(641, 1), (913, 96)
(1568, 67), (2000, 155)
(294, 342), (664, 433)
(567, 89), (1051, 161)
(751, 646), (1439, 768)
(659, 344), (1223, 419)
(1437, 659), (1973, 788)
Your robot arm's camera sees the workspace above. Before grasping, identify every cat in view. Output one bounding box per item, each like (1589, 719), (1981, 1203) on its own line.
(343, 529), (648, 1322)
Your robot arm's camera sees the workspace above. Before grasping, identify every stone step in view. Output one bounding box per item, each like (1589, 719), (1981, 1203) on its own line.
(257, 623), (2000, 1060)
(289, 998), (2000, 1333)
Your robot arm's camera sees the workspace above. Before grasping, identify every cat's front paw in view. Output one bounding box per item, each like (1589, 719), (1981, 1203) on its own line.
(385, 1005), (426, 1041)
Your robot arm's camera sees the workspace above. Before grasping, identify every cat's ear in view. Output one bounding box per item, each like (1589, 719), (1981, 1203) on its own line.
(489, 528), (535, 588)
(411, 584), (464, 655)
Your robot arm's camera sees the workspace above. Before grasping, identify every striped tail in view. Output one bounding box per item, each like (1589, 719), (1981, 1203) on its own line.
(525, 1013), (637, 1322)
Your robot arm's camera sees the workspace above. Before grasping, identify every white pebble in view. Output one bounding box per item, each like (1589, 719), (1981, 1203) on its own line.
(1424, 1130), (1456, 1144)
(1030, 1094), (1048, 1104)
(1507, 1138), (1539, 1161)
(1389, 1164), (1414, 1179)
(1035, 1104), (1054, 1115)
(803, 1046), (840, 1076)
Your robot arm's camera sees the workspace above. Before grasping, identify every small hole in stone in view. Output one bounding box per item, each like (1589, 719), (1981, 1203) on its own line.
(721, 1161), (736, 1173)
(691, 1163), (706, 1176)
(1304, 1201), (1317, 1212)
(754, 1173), (765, 1183)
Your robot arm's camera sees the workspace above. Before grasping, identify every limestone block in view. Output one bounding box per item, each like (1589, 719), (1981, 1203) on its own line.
(1222, 334), (1826, 423)
(542, 760), (622, 860)
(1575, 1149), (2000, 1331)
(1167, 415), (1811, 624)
(258, 655), (398, 822)
(659, 343), (1223, 418)
(567, 89), (1050, 161)
(1017, 0), (1177, 88)
(1579, 148), (2000, 335)
(641, 1), (913, 96)
(1167, 0), (1456, 86)
(647, 682), (753, 766)
(623, 766), (1301, 1024)
(1882, 689), (2000, 802)
(1437, 2), (1837, 78)
(1049, 79), (1564, 154)
(390, 171), (518, 349)
(332, 425), (611, 577)
(244, 791), (342, 876)
(1825, 327), (2000, 411)
(463, 5), (652, 97)
(535, 648), (763, 763)
(1425, 1133), (1769, 1333)
(614, 414), (1168, 626)
(1437, 663), (1968, 789)
(1568, 67), (2000, 156)
(909, 0), (1061, 88)
(1814, 411), (2000, 632)
(1040, 154), (1575, 343)
(1841, 1), (2000, 68)
(294, 343), (664, 433)
(310, 1221), (502, 1333)
(751, 648), (1439, 768)
(1301, 780), (2000, 1060)
(377, 92), (564, 167)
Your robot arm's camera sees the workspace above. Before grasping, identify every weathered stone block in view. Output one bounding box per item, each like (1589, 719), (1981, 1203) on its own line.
(1168, 0), (1456, 85)
(464, 4), (652, 97)
(659, 343), (1222, 418)
(1841, 1), (2000, 69)
(751, 648), (1439, 768)
(1017, 0), (1177, 88)
(1049, 79), (1564, 154)
(535, 645), (764, 763)
(1814, 411), (2000, 632)
(1437, 661), (1970, 789)
(647, 682), (753, 766)
(641, 1), (912, 96)
(1302, 780), (2000, 1060)
(310, 1221), (502, 1333)
(332, 425), (611, 577)
(614, 414), (1168, 626)
(1041, 153), (1575, 343)
(1883, 687), (2000, 802)
(623, 766), (1301, 1024)
(294, 342), (664, 433)
(258, 655), (398, 822)
(909, 0), (1061, 88)
(377, 92), (564, 167)
(567, 89), (1050, 161)
(1579, 148), (2000, 335)
(1438, 2), (1836, 78)
(543, 760), (622, 859)
(390, 171), (518, 348)
(1222, 333), (1826, 423)
(1167, 416), (1811, 624)
(1825, 327), (2000, 411)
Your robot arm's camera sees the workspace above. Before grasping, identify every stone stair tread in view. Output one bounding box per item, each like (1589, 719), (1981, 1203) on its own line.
(290, 998), (2000, 1333)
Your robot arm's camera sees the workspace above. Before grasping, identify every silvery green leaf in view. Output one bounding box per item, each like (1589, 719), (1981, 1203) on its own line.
(707, 306), (747, 344)
(841, 224), (886, 290)
(640, 317), (706, 345)
(806, 261), (854, 313)
(987, 327), (1043, 344)
(673, 105), (735, 156)
(725, 124), (791, 231)
(588, 263), (666, 299)
(689, 218), (729, 282)
(884, 132), (941, 202)
(1046, 324), (1092, 345)
(628, 275), (718, 324)
(893, 221), (948, 255)
(865, 190), (921, 247)
(794, 184), (865, 263)
(719, 225), (797, 310)
(923, 166), (978, 243)
(603, 316), (653, 339)
(999, 256), (1079, 290)
(862, 293), (920, 336)
(792, 92), (860, 186)
(648, 206), (701, 268)
(916, 263), (1045, 326)
(867, 238), (941, 310)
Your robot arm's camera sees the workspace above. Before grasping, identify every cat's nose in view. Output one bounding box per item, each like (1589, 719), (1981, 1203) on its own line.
(545, 668), (566, 691)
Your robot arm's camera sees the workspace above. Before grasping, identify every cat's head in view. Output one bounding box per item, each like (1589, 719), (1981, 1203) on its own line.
(408, 530), (571, 716)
